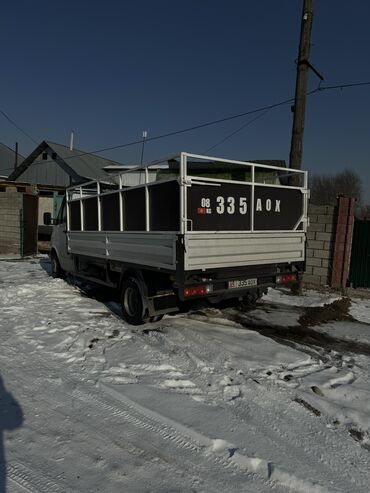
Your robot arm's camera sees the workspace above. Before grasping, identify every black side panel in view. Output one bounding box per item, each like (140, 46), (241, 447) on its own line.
(150, 181), (180, 231)
(187, 183), (252, 231)
(123, 188), (146, 231)
(187, 183), (304, 231)
(69, 201), (81, 231)
(254, 188), (303, 230)
(102, 194), (120, 231)
(84, 197), (98, 231)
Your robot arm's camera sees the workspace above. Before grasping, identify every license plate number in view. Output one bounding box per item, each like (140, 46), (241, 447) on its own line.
(228, 278), (257, 289)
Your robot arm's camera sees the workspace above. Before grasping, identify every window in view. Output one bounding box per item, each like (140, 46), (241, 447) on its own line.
(61, 202), (67, 223)
(52, 152), (57, 160)
(42, 152), (48, 160)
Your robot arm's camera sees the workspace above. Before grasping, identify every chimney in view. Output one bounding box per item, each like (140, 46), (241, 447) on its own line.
(69, 131), (74, 151)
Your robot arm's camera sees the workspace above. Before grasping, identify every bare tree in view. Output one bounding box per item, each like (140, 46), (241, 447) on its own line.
(356, 204), (370, 220)
(310, 169), (362, 206)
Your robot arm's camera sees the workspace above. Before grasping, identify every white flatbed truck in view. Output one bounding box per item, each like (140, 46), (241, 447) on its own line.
(50, 153), (308, 324)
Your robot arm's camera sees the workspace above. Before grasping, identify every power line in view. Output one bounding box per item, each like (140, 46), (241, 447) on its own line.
(2, 79), (370, 175)
(0, 109), (38, 145)
(317, 81), (370, 91)
(204, 80), (370, 156)
(203, 108), (271, 154)
(3, 93), (308, 172)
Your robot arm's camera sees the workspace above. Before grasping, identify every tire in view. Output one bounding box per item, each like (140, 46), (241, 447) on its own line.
(121, 278), (149, 325)
(240, 290), (263, 308)
(50, 250), (65, 279)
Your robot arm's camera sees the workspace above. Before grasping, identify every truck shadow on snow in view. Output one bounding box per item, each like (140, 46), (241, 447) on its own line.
(40, 258), (123, 314)
(0, 375), (23, 493)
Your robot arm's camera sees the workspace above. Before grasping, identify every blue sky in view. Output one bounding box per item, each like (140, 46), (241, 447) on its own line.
(1, 1), (370, 199)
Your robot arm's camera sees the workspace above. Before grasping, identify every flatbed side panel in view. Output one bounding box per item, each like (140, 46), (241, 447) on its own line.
(184, 232), (305, 270)
(68, 232), (177, 270)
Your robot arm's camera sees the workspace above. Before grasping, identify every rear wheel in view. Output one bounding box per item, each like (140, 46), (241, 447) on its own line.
(50, 250), (65, 279)
(121, 278), (149, 325)
(240, 289), (265, 309)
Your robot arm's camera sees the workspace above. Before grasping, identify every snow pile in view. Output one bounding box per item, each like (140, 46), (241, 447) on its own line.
(315, 320), (370, 345)
(263, 287), (341, 307)
(350, 298), (370, 324)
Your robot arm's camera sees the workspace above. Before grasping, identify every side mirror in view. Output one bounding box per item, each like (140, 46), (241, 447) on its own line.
(43, 212), (52, 225)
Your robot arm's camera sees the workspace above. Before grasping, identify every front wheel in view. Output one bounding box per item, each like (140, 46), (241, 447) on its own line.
(121, 278), (149, 325)
(50, 250), (65, 279)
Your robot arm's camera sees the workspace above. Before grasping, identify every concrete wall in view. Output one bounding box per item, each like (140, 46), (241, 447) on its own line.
(38, 196), (53, 225)
(0, 188), (22, 255)
(303, 205), (336, 286)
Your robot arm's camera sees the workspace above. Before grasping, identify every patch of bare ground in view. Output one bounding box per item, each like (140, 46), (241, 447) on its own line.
(231, 297), (370, 356)
(298, 298), (353, 327)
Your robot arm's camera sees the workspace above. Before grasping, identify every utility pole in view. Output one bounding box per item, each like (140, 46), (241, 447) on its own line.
(289, 0), (314, 175)
(140, 130), (148, 165)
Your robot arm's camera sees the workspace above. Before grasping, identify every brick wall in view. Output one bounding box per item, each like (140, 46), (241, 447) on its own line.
(0, 188), (22, 255)
(303, 205), (336, 286)
(330, 197), (356, 289)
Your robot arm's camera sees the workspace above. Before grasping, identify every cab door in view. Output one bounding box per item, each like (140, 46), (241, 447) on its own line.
(51, 197), (74, 272)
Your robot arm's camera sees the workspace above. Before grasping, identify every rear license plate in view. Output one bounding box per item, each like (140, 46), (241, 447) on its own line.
(228, 278), (257, 289)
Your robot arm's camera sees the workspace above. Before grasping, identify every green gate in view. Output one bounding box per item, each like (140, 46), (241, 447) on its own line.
(53, 192), (64, 220)
(349, 220), (370, 288)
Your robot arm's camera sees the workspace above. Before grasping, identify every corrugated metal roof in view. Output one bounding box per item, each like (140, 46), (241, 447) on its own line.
(0, 143), (24, 177)
(7, 142), (288, 188)
(46, 141), (124, 180)
(8, 141), (126, 187)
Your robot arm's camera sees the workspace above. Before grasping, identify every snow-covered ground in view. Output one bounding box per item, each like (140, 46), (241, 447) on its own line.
(1, 259), (370, 492)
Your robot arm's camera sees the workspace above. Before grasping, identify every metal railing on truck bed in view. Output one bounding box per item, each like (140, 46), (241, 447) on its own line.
(66, 153), (308, 271)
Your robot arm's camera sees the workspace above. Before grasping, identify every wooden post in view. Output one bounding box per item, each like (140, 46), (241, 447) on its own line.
(330, 196), (356, 289)
(289, 0), (314, 175)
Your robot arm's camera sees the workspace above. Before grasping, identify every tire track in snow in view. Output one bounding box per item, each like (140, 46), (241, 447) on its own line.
(72, 382), (331, 493)
(8, 461), (69, 493)
(149, 319), (370, 491)
(3, 320), (366, 492)
(9, 367), (271, 492)
(4, 368), (206, 493)
(230, 384), (370, 492)
(2, 361), (264, 493)
(5, 341), (367, 493)
(2, 262), (370, 492)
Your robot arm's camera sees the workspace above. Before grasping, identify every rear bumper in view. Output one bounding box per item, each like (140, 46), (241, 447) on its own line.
(178, 262), (304, 302)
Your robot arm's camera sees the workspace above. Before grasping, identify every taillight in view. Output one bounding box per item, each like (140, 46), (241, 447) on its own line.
(276, 273), (297, 284)
(184, 284), (213, 297)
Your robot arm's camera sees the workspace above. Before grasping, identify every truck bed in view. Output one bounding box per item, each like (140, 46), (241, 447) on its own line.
(67, 230), (305, 272)
(66, 152), (308, 274)
(68, 231), (177, 271)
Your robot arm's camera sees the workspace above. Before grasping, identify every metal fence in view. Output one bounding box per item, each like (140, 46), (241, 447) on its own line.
(349, 220), (370, 288)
